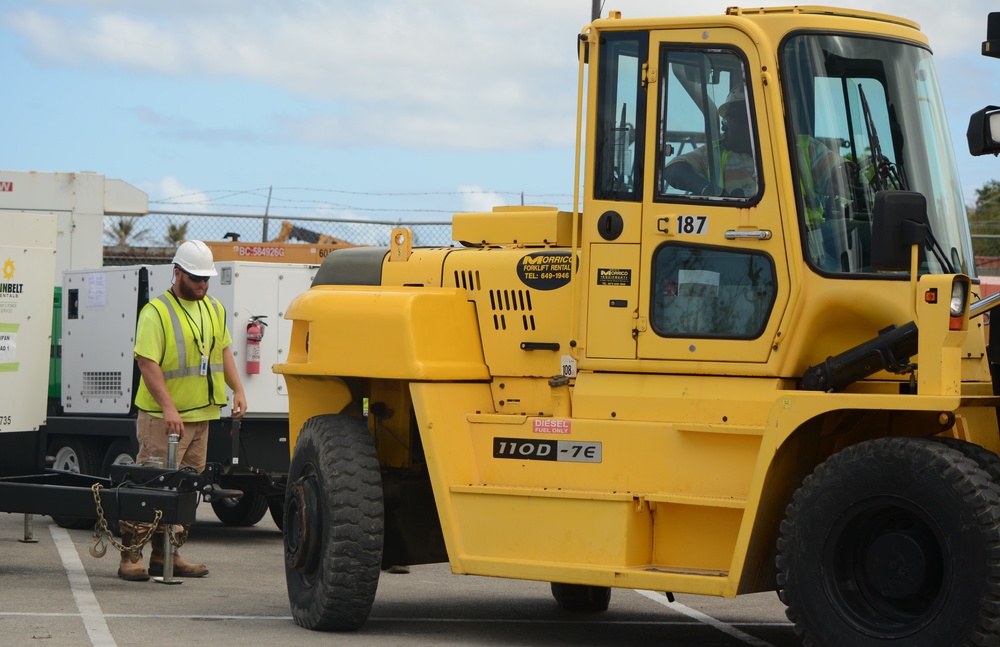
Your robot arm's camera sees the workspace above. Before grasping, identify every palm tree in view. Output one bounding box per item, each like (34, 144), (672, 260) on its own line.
(164, 220), (190, 246)
(105, 217), (151, 248)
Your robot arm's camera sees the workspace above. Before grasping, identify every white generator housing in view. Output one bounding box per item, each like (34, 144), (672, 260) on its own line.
(0, 171), (148, 280)
(61, 266), (152, 415)
(0, 212), (58, 433)
(62, 262), (317, 418)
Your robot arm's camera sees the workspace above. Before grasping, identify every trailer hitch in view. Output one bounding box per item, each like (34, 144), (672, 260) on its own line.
(108, 462), (241, 501)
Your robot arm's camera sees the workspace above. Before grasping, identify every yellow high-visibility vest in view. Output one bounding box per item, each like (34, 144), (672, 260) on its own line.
(135, 292), (227, 414)
(797, 134), (825, 229)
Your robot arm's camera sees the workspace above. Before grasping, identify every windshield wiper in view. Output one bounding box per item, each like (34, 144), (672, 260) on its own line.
(859, 84), (907, 192)
(858, 86), (953, 272)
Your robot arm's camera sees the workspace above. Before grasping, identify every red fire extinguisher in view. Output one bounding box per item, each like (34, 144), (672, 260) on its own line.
(246, 315), (268, 375)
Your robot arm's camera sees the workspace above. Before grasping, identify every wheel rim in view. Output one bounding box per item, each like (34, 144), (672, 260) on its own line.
(111, 453), (135, 467)
(219, 497), (240, 510)
(826, 495), (950, 638)
(53, 446), (81, 473)
(284, 470), (322, 576)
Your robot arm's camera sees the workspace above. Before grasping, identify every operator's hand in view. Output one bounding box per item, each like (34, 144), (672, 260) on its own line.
(231, 391), (247, 420)
(701, 182), (724, 197)
(161, 406), (184, 439)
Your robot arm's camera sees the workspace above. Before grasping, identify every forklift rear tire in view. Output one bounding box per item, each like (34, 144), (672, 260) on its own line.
(551, 582), (612, 613)
(777, 437), (1000, 646)
(268, 496), (284, 531)
(211, 492), (269, 526)
(284, 414), (383, 631)
(49, 437), (101, 530)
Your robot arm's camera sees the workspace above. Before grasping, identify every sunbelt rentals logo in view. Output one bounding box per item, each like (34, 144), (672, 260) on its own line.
(0, 258), (23, 299)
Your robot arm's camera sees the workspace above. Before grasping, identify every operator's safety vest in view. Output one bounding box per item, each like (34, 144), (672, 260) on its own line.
(705, 144), (756, 197)
(135, 292), (228, 414)
(796, 134), (826, 230)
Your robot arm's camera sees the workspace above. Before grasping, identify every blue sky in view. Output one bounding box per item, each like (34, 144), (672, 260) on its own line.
(3, 1), (999, 223)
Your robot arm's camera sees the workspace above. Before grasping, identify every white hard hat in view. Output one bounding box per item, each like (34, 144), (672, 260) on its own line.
(172, 240), (218, 277)
(718, 85), (746, 118)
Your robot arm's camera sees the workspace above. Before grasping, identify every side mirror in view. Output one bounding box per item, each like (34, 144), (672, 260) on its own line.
(983, 12), (1000, 58)
(870, 191), (928, 271)
(967, 106), (1000, 156)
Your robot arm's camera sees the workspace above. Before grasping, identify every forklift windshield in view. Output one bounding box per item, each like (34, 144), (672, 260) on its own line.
(781, 33), (974, 277)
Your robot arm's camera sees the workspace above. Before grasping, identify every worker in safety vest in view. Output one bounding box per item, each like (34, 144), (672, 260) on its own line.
(663, 85), (759, 198)
(117, 240), (247, 582)
(664, 86), (846, 233)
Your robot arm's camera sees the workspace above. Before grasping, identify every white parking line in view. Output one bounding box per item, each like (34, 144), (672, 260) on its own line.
(633, 589), (778, 647)
(0, 611), (792, 627)
(49, 524), (117, 647)
(24, 533), (790, 647)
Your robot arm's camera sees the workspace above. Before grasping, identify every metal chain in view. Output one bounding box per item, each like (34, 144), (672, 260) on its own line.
(89, 483), (163, 562)
(167, 523), (190, 550)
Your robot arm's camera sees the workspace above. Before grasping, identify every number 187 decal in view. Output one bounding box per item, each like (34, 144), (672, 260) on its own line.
(677, 215), (708, 235)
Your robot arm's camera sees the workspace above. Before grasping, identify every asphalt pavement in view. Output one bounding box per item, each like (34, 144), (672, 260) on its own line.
(0, 503), (799, 647)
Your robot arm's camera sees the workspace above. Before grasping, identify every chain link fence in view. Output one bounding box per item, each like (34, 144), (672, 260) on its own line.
(972, 223), (1000, 276)
(103, 211), (453, 265)
(102, 211), (1000, 277)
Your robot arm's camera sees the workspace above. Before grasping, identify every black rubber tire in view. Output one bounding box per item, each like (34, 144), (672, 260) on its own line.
(777, 437), (1000, 647)
(931, 437), (1000, 485)
(284, 414), (383, 631)
(100, 439), (136, 477)
(49, 437), (102, 530)
(211, 491), (269, 526)
(551, 582), (612, 613)
(99, 440), (136, 538)
(50, 437), (101, 475)
(268, 496), (284, 531)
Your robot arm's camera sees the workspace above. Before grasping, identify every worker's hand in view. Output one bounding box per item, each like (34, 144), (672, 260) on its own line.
(231, 391), (247, 420)
(162, 407), (184, 439)
(701, 182), (724, 197)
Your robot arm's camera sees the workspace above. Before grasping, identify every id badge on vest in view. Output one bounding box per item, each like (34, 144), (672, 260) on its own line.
(200, 355), (209, 376)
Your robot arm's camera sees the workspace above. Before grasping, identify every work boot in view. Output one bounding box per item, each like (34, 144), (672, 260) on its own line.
(148, 550), (209, 578)
(149, 529), (208, 578)
(117, 534), (150, 582)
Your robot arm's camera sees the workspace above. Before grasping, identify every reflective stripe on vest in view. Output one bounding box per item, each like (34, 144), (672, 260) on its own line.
(703, 142), (731, 191)
(134, 293), (227, 414)
(797, 134), (825, 229)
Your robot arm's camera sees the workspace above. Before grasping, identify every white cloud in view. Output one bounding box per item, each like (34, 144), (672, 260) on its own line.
(458, 185), (506, 212)
(140, 176), (213, 211)
(5, 0), (997, 160)
(5, 1), (580, 150)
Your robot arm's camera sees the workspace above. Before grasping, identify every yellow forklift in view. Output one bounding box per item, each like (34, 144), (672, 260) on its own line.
(277, 7), (1000, 646)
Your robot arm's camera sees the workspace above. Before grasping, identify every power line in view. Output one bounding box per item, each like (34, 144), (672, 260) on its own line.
(151, 186), (573, 206)
(152, 202), (464, 214)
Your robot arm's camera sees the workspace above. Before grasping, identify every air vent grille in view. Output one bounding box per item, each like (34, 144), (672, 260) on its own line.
(454, 271), (536, 331)
(82, 371), (124, 399)
(488, 289), (534, 331)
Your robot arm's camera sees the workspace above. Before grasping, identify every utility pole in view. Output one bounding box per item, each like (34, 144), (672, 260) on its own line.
(262, 185), (273, 242)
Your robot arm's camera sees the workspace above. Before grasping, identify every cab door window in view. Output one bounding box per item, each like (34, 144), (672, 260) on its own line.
(651, 244), (777, 338)
(657, 49), (761, 203)
(593, 32), (647, 202)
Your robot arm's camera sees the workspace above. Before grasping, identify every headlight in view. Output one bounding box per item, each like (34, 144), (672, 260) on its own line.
(950, 280), (968, 318)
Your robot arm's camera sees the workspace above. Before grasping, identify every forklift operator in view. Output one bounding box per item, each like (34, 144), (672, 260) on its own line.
(663, 86), (758, 198)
